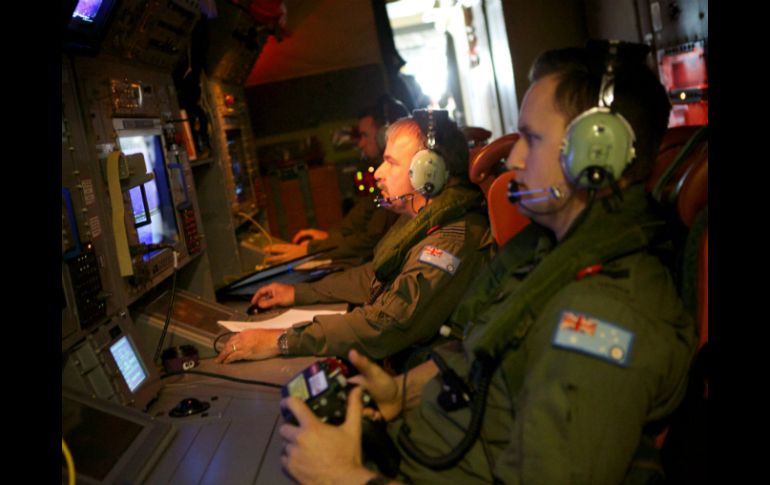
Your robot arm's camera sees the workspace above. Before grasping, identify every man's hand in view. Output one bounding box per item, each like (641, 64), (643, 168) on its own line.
(264, 242), (309, 264)
(252, 283), (295, 309)
(292, 228), (329, 244)
(279, 387), (378, 485)
(347, 350), (403, 421)
(215, 329), (283, 364)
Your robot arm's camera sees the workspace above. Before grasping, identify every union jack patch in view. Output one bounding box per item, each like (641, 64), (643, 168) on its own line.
(418, 245), (460, 275)
(551, 310), (634, 367)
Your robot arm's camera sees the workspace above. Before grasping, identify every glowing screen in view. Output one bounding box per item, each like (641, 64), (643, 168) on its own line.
(109, 336), (147, 393)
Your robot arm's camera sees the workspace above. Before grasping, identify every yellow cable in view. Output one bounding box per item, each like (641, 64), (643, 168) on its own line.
(237, 211), (273, 249)
(62, 438), (76, 485)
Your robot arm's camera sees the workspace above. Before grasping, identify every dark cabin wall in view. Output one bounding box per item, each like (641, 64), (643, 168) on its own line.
(500, 0), (589, 104)
(243, 0), (388, 138)
(583, 0), (708, 51)
(583, 0), (644, 42)
(641, 0), (708, 48)
(245, 64), (386, 137)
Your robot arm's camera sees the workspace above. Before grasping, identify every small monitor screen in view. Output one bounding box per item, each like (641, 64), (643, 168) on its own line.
(119, 135), (179, 248)
(72, 0), (105, 23)
(129, 184), (151, 227)
(109, 336), (147, 393)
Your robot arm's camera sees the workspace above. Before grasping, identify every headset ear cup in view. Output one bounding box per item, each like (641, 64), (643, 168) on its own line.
(560, 107), (636, 189)
(409, 149), (448, 196)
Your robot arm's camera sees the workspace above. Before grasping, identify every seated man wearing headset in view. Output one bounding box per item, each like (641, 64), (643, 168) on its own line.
(217, 111), (493, 364)
(263, 96), (408, 268)
(277, 41), (697, 484)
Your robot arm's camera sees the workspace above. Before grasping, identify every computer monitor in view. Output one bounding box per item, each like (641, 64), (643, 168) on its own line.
(63, 389), (174, 484)
(109, 335), (149, 393)
(215, 248), (341, 301)
(118, 133), (181, 257)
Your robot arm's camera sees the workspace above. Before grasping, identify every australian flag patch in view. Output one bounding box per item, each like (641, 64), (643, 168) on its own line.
(551, 310), (635, 367)
(418, 245), (460, 275)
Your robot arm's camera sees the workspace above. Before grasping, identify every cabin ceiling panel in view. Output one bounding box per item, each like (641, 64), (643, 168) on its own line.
(246, 0), (382, 86)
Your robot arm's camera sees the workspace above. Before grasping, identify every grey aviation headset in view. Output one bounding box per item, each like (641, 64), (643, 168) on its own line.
(409, 108), (449, 197)
(559, 40), (637, 189)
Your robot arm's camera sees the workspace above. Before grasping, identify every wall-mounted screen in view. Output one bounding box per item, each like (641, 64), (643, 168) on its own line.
(119, 135), (180, 249)
(63, 0), (118, 53)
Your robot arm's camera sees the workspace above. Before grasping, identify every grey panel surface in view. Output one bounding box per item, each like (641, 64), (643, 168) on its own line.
(140, 356), (318, 484)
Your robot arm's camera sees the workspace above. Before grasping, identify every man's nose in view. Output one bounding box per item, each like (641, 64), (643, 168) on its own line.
(506, 140), (526, 171)
(374, 163), (385, 180)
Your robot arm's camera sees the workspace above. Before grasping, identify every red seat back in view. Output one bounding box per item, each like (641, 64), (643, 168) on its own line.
(469, 133), (520, 197)
(468, 133), (530, 246)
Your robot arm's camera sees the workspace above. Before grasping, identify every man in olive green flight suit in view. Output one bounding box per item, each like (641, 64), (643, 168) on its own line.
(263, 97), (406, 268)
(276, 42), (698, 485)
(217, 113), (493, 363)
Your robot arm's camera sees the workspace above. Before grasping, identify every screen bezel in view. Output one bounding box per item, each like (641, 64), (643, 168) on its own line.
(115, 120), (183, 253)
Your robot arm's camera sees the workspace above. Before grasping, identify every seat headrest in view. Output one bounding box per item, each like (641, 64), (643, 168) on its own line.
(469, 133), (520, 195)
(648, 125), (708, 227)
(646, 125), (704, 193)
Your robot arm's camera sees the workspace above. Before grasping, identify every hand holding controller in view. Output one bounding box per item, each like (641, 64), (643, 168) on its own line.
(281, 357), (372, 425)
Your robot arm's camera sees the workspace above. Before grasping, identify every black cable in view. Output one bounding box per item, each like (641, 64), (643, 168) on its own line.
(160, 369), (283, 389)
(399, 347), (433, 422)
(154, 267), (178, 363)
(397, 354), (496, 470)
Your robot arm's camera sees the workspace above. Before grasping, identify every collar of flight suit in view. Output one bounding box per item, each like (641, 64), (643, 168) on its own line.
(461, 183), (669, 364)
(372, 184), (484, 283)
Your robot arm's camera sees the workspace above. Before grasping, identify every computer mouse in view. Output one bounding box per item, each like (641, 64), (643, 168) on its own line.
(246, 304), (265, 315)
(169, 397), (210, 418)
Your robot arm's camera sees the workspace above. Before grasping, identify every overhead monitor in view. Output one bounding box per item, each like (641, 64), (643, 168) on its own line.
(63, 0), (118, 54)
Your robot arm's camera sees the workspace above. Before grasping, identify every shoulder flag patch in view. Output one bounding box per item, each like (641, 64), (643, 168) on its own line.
(418, 245), (461, 275)
(551, 310), (635, 367)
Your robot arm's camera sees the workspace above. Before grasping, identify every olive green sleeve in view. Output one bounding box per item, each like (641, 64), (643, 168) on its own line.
(287, 218), (491, 359)
(493, 278), (695, 483)
(293, 262), (375, 305)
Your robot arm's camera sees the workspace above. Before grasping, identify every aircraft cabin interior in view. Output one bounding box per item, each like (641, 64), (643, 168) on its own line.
(61, 0), (708, 483)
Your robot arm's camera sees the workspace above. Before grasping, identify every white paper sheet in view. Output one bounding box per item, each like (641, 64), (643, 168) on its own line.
(218, 306), (346, 332)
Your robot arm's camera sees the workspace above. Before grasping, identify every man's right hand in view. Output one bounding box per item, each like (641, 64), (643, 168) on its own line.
(292, 228), (329, 244)
(252, 282), (295, 309)
(347, 349), (403, 422)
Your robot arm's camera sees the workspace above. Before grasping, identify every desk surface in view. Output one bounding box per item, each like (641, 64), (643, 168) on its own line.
(144, 355), (318, 484)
